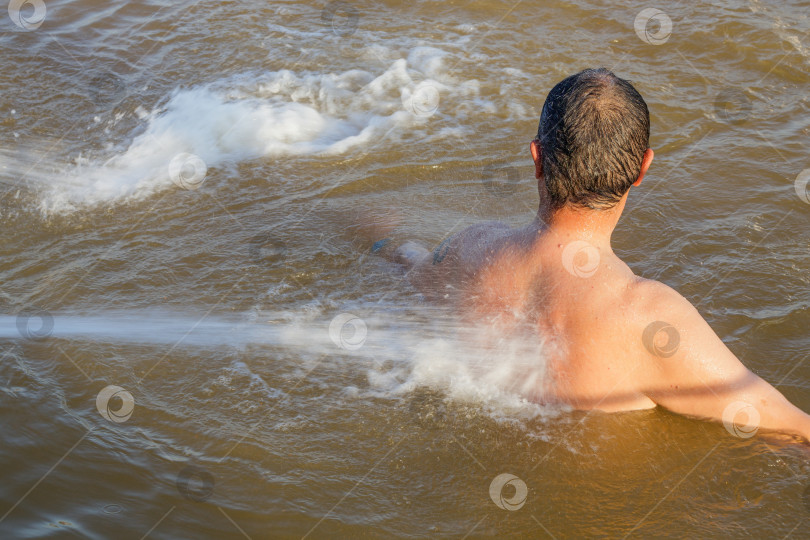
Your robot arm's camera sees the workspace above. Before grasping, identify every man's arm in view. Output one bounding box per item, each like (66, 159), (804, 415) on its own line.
(638, 282), (810, 441)
(405, 222), (514, 299)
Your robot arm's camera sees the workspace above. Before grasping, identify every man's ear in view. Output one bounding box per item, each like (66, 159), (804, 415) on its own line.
(633, 148), (654, 186)
(530, 140), (543, 179)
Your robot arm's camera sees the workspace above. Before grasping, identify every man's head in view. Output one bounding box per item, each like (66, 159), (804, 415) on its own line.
(531, 68), (652, 211)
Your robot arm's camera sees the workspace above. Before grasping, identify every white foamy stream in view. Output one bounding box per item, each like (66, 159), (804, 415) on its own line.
(1, 309), (559, 420)
(2, 47), (493, 214)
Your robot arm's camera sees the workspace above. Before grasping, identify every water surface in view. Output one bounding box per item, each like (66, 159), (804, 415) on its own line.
(1, 0), (810, 537)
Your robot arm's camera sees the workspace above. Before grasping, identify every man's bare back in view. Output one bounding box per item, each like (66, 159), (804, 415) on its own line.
(395, 214), (810, 441)
(407, 219), (659, 412)
(377, 68), (810, 442)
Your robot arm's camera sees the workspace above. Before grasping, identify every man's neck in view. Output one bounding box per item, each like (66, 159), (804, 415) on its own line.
(530, 197), (627, 250)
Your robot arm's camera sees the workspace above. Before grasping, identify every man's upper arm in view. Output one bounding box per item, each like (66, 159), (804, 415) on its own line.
(638, 281), (810, 440)
(409, 223), (507, 295)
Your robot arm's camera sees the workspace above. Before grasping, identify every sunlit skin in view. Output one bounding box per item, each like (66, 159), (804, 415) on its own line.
(387, 141), (810, 442)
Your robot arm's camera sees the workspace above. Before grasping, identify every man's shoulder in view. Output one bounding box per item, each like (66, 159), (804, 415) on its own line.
(623, 277), (700, 327)
(454, 221), (512, 243)
(409, 221), (512, 290)
(433, 221), (511, 263)
(626, 276), (681, 302)
(616, 277), (716, 368)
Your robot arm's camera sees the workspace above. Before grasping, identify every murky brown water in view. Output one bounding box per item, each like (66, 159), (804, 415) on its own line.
(1, 0), (810, 537)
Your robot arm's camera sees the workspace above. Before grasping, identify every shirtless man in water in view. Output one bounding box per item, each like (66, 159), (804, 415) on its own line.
(372, 68), (810, 441)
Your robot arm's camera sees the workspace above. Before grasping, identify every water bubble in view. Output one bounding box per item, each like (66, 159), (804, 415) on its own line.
(102, 504), (123, 514)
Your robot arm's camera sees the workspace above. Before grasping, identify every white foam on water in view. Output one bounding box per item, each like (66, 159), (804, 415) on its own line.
(364, 321), (563, 422)
(2, 308), (562, 421)
(6, 46), (490, 214)
(271, 308), (564, 421)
